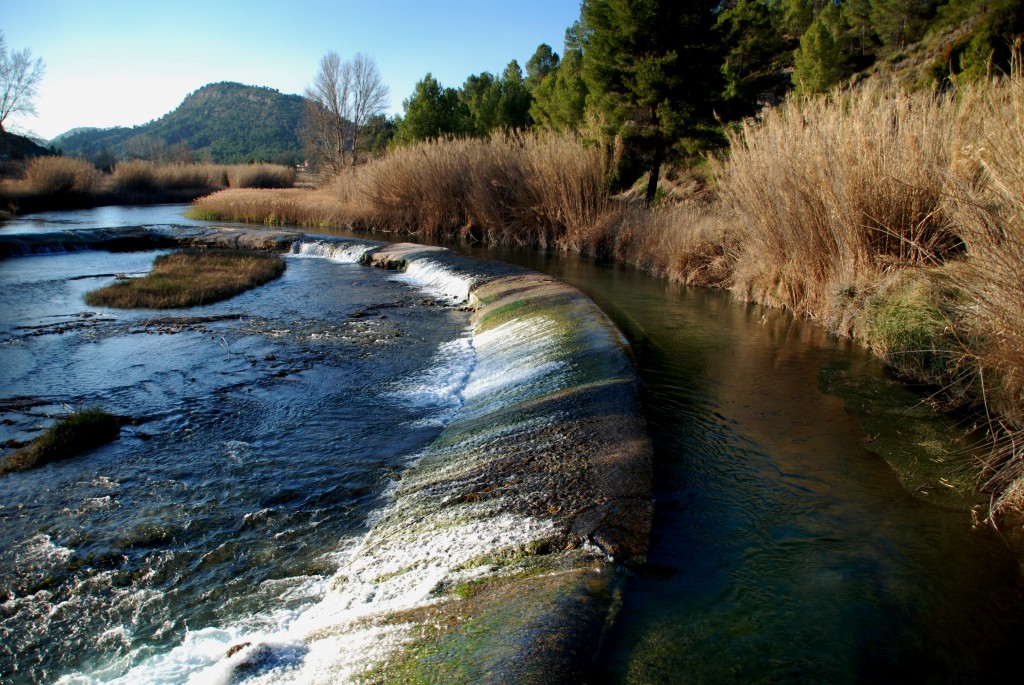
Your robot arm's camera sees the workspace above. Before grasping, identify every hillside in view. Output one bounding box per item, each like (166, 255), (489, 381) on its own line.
(54, 82), (305, 164)
(0, 129), (51, 162)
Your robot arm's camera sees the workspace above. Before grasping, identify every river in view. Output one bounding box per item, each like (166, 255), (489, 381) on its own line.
(3, 205), (1024, 683)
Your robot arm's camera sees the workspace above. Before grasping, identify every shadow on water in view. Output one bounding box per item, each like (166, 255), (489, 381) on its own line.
(437, 243), (1024, 684)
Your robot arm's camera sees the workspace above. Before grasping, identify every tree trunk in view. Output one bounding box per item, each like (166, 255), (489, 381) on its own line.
(645, 135), (664, 206)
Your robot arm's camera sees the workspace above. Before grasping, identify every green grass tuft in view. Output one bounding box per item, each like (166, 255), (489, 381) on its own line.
(1, 408), (120, 474)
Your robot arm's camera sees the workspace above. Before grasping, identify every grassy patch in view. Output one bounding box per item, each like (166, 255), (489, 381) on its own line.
(867, 274), (961, 384)
(1, 408), (120, 474)
(84, 250), (285, 309)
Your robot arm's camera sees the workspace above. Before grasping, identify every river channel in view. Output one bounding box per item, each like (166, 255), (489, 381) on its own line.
(2, 205), (1024, 683)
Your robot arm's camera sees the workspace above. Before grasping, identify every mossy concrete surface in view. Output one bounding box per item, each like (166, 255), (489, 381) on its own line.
(330, 242), (652, 683)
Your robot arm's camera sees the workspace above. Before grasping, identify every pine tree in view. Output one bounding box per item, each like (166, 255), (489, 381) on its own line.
(792, 3), (852, 93)
(496, 60), (532, 130)
(394, 74), (471, 144)
(525, 44), (561, 92)
(871, 0), (937, 49)
(580, 0), (722, 203)
(530, 25), (589, 132)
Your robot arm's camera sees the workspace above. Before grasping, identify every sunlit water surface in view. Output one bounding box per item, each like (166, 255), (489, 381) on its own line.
(0, 218), (472, 683)
(3, 206), (1024, 683)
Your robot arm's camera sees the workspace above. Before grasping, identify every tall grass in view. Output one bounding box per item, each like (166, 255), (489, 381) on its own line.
(227, 163), (296, 189)
(189, 187), (361, 227)
(112, 161), (228, 193)
(944, 60), (1024, 513)
(716, 82), (964, 322)
(20, 156), (99, 195)
(359, 131), (607, 245)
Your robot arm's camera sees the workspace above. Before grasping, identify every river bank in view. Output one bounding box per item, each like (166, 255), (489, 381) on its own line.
(185, 68), (1024, 524)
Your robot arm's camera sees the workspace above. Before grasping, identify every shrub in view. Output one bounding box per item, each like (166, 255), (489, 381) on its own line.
(21, 156), (99, 195)
(227, 164), (296, 189)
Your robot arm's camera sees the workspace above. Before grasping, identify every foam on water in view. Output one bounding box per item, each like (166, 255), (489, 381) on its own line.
(289, 240), (375, 264)
(386, 333), (476, 426)
(76, 285), (578, 683)
(393, 259), (473, 304)
(461, 316), (567, 418)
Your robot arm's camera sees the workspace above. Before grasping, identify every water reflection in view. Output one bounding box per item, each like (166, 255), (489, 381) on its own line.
(443, 243), (1024, 683)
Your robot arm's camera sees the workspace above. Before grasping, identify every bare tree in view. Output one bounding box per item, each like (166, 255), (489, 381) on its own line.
(304, 51), (389, 172)
(0, 30), (45, 133)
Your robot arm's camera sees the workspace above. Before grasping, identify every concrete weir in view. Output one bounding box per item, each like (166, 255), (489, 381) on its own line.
(1, 226), (653, 683)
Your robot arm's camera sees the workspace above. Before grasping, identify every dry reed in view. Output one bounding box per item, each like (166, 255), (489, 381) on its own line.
(189, 188), (361, 227)
(716, 82), (965, 322)
(20, 156), (99, 195)
(944, 59), (1024, 513)
(113, 161), (229, 193)
(227, 164), (296, 189)
(358, 131), (607, 245)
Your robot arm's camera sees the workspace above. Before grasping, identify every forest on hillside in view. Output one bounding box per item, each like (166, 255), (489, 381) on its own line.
(54, 82), (305, 166)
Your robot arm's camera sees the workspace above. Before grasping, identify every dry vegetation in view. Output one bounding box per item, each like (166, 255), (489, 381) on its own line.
(20, 156), (101, 195)
(190, 65), (1024, 519)
(85, 250), (286, 309)
(0, 160), (295, 213)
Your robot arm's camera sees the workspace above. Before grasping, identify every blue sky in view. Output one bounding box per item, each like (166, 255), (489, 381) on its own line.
(2, 0), (582, 140)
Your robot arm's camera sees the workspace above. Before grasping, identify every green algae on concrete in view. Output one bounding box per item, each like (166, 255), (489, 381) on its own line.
(313, 243), (652, 682)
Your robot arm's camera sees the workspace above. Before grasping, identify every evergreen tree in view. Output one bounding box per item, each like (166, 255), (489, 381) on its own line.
(580, 0), (722, 204)
(871, 0), (937, 49)
(530, 25), (588, 131)
(717, 0), (788, 112)
(792, 3), (851, 93)
(461, 71), (501, 135)
(460, 61), (532, 135)
(394, 74), (471, 144)
(525, 44), (561, 91)
(842, 0), (878, 59)
(781, 0), (818, 36)
(495, 60), (532, 130)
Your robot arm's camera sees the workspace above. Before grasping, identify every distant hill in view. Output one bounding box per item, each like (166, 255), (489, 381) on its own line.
(55, 82), (305, 164)
(0, 129), (51, 162)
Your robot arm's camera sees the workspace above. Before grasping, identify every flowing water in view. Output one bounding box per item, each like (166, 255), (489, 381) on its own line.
(3, 206), (1024, 683)
(0, 223), (474, 682)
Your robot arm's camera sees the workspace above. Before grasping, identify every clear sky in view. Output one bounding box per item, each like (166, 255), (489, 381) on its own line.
(2, 0), (582, 141)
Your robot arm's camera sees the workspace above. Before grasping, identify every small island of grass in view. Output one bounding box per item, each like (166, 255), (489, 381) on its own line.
(1, 408), (120, 475)
(85, 250), (286, 309)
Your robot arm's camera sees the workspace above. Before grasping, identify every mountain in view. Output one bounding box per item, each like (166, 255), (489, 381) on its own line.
(55, 82), (305, 164)
(0, 129), (51, 161)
